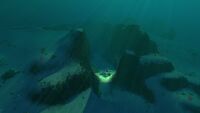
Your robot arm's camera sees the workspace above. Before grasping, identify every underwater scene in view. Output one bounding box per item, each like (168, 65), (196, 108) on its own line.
(0, 0), (200, 113)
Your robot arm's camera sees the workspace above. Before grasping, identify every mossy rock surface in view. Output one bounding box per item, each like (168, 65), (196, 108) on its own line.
(30, 61), (97, 106)
(39, 89), (91, 113)
(30, 70), (91, 105)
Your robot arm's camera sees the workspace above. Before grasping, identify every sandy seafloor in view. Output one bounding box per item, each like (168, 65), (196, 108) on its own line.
(0, 28), (200, 113)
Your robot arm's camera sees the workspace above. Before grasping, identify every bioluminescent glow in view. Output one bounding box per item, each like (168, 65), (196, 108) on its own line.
(95, 70), (116, 83)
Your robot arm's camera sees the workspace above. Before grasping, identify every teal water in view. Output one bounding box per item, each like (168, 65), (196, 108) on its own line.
(1, 0), (200, 53)
(0, 0), (200, 113)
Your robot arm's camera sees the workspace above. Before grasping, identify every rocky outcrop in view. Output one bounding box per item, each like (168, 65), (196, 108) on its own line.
(69, 28), (90, 66)
(112, 51), (140, 90)
(29, 60), (98, 105)
(46, 28), (91, 69)
(112, 52), (174, 103)
(139, 54), (174, 78)
(160, 77), (200, 96)
(30, 64), (93, 105)
(160, 75), (200, 113)
(28, 26), (173, 105)
(39, 89), (91, 113)
(105, 24), (159, 66)
(28, 28), (91, 75)
(28, 28), (99, 106)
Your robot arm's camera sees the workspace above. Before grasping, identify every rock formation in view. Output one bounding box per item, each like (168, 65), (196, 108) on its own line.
(112, 52), (174, 103)
(29, 25), (174, 105)
(29, 28), (99, 105)
(161, 77), (200, 96)
(105, 24), (159, 66)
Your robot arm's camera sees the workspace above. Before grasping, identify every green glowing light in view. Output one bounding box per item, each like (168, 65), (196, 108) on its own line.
(95, 70), (116, 83)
